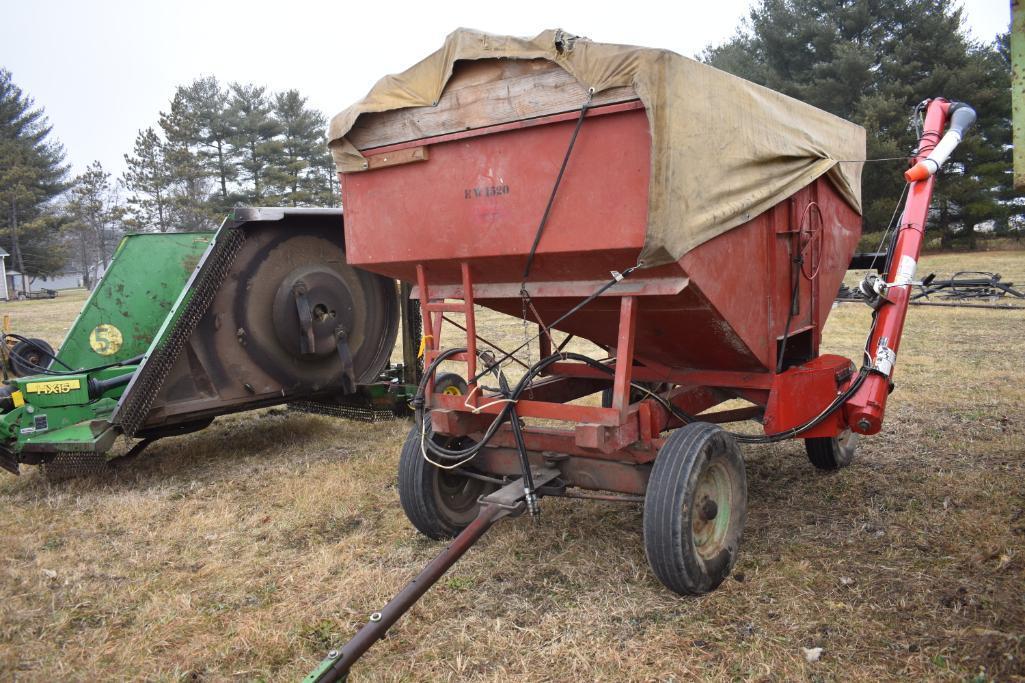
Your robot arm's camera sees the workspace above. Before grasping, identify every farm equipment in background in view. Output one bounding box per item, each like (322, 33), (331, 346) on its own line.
(911, 271), (1024, 300)
(304, 29), (977, 680)
(14, 289), (58, 301)
(0, 208), (416, 479)
(838, 270), (1025, 308)
(1, 331), (56, 378)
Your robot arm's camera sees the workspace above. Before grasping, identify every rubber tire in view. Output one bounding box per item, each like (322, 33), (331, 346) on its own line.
(434, 372), (468, 396)
(601, 383), (656, 408)
(804, 429), (858, 470)
(643, 422), (747, 595)
(397, 424), (495, 539)
(10, 338), (55, 377)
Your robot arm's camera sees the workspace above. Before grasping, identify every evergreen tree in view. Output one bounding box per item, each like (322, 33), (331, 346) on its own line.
(273, 89), (335, 206)
(123, 127), (174, 232)
(227, 83), (284, 203)
(122, 80), (338, 221)
(60, 206), (98, 289)
(179, 77), (236, 211)
(65, 161), (123, 275)
(0, 69), (69, 290)
(159, 91), (214, 230)
(704, 0), (1014, 247)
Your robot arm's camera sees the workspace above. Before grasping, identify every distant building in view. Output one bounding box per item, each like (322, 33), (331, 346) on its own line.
(34, 271), (85, 290)
(6, 269), (86, 297)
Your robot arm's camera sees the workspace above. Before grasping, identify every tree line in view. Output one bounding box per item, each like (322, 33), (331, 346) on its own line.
(0, 1), (1019, 289)
(123, 77), (337, 234)
(0, 73), (337, 289)
(703, 0), (1016, 248)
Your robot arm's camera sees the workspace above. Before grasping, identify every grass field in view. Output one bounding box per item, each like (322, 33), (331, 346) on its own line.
(0, 252), (1023, 682)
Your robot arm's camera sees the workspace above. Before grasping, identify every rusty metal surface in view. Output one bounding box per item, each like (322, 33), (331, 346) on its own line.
(313, 503), (505, 682)
(473, 448), (650, 494)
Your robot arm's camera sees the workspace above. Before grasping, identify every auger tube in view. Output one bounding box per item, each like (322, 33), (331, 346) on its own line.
(846, 98), (975, 434)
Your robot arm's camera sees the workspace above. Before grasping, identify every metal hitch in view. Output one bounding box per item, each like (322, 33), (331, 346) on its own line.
(304, 467), (561, 683)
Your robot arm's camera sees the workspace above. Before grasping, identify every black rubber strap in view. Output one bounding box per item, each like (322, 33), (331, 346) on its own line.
(520, 90), (593, 285)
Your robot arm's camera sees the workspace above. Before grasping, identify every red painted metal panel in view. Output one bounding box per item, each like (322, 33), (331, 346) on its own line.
(345, 101), (861, 377)
(762, 354), (855, 437)
(343, 105), (651, 285)
(343, 98), (865, 453)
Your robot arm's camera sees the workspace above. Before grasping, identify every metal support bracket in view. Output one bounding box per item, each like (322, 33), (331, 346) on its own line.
(293, 280), (316, 355)
(334, 325), (357, 394)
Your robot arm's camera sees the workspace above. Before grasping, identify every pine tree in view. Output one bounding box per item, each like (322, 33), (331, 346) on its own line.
(704, 0), (1014, 247)
(159, 91), (214, 230)
(0, 69), (69, 290)
(65, 161), (123, 275)
(178, 77), (236, 212)
(227, 83), (284, 204)
(123, 80), (338, 220)
(123, 127), (173, 232)
(273, 89), (335, 206)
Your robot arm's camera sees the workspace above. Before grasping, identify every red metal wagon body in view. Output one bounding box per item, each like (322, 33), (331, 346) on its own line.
(338, 62), (864, 497)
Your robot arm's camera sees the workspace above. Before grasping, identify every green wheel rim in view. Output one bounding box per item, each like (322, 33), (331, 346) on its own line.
(691, 460), (733, 559)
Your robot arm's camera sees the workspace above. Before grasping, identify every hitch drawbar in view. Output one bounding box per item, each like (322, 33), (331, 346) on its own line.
(304, 468), (561, 682)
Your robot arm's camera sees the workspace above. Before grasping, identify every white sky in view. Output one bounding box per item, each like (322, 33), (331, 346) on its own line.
(0, 0), (1012, 180)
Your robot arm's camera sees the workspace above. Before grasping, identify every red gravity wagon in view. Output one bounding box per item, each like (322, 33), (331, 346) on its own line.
(304, 29), (976, 680)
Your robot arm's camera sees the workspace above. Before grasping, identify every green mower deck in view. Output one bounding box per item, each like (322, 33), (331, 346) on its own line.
(1, 208), (416, 478)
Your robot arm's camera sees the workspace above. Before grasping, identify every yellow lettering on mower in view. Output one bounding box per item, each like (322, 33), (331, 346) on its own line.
(24, 379), (81, 395)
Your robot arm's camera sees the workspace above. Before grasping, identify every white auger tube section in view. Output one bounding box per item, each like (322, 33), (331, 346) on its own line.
(904, 102), (977, 182)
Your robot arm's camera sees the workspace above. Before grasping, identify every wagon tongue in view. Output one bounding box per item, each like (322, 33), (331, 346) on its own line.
(305, 468), (561, 683)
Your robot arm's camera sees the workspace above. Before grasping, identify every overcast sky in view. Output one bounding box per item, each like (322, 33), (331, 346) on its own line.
(0, 0), (1011, 180)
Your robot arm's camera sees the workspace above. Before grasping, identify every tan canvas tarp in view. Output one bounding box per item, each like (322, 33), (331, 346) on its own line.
(328, 28), (866, 267)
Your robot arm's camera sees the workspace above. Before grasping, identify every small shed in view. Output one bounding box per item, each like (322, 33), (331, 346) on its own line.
(0, 249), (8, 301)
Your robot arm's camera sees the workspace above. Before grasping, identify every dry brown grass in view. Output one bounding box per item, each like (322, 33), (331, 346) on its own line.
(0, 288), (90, 349)
(1, 253), (1023, 681)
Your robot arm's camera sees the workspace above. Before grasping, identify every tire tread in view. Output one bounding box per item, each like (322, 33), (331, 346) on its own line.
(643, 422), (746, 595)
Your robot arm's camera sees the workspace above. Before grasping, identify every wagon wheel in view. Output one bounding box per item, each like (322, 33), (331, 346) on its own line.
(10, 338), (55, 377)
(804, 428), (858, 470)
(433, 372), (468, 397)
(643, 422), (747, 595)
(398, 374), (496, 540)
